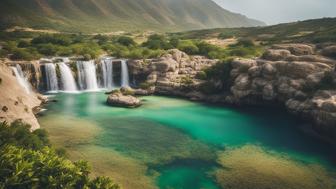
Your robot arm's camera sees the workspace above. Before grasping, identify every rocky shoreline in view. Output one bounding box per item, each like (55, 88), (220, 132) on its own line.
(127, 45), (336, 144)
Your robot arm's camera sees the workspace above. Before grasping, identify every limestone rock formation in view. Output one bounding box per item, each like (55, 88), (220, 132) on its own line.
(128, 49), (218, 96)
(227, 44), (336, 141)
(0, 63), (42, 130)
(106, 92), (141, 108)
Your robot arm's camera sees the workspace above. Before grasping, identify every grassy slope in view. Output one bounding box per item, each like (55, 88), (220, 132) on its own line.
(173, 17), (336, 44)
(0, 0), (264, 33)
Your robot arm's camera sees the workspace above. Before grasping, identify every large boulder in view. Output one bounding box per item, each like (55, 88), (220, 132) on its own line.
(272, 44), (314, 56)
(262, 49), (291, 61)
(151, 56), (178, 72)
(321, 45), (336, 59)
(106, 93), (141, 108)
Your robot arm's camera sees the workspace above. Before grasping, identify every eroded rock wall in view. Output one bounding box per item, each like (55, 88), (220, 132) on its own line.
(0, 63), (42, 130)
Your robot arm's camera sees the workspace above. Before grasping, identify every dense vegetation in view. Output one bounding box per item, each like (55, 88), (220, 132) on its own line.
(0, 31), (263, 61)
(0, 121), (120, 189)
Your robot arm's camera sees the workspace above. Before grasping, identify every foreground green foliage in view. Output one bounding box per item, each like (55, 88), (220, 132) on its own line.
(0, 121), (120, 189)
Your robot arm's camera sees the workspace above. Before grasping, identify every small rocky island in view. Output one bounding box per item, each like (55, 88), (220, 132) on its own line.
(106, 87), (142, 108)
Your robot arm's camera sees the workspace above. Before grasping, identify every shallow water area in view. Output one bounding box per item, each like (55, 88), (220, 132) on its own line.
(38, 92), (336, 189)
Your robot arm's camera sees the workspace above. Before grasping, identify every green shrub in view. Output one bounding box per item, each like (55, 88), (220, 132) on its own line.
(37, 43), (59, 56)
(229, 47), (250, 57)
(57, 47), (73, 56)
(11, 48), (40, 60)
(32, 34), (72, 46)
(203, 59), (233, 91)
(89, 177), (120, 189)
(116, 36), (136, 47)
(0, 121), (49, 150)
(128, 48), (144, 59)
(177, 40), (199, 54)
(180, 76), (194, 91)
(17, 40), (30, 48)
(196, 41), (219, 56)
(3, 41), (17, 52)
(195, 71), (207, 80)
(0, 121), (120, 189)
(235, 38), (255, 47)
(142, 34), (172, 50)
(169, 36), (180, 48)
(218, 32), (234, 39)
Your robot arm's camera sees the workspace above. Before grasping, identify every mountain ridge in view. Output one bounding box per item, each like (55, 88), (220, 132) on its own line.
(0, 0), (265, 33)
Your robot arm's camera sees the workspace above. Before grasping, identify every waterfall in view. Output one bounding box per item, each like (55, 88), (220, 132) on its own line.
(76, 61), (99, 91)
(100, 58), (114, 89)
(58, 63), (78, 92)
(121, 60), (130, 87)
(11, 64), (31, 94)
(44, 63), (59, 92)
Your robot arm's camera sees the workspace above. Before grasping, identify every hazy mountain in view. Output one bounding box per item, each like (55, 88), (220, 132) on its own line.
(0, 0), (264, 32)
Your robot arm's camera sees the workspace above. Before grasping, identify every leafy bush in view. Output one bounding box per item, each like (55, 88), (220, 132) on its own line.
(235, 38), (255, 47)
(196, 41), (220, 56)
(180, 76), (194, 91)
(0, 121), (120, 189)
(142, 34), (172, 50)
(203, 59), (234, 91)
(11, 48), (40, 61)
(116, 36), (136, 47)
(36, 43), (59, 56)
(17, 40), (30, 48)
(32, 34), (72, 46)
(0, 121), (49, 150)
(218, 32), (235, 39)
(177, 40), (199, 55)
(195, 71), (207, 80)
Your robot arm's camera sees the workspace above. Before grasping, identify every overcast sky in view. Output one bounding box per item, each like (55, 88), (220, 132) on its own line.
(213, 0), (336, 25)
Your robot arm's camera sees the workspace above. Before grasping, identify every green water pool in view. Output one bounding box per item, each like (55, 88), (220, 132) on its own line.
(38, 92), (336, 189)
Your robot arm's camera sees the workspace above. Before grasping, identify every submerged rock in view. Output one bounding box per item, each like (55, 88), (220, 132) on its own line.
(106, 92), (141, 108)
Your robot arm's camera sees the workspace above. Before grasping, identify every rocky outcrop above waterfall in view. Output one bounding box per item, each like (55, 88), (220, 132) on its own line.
(0, 62), (43, 130)
(3, 59), (41, 89)
(106, 90), (141, 108)
(128, 49), (218, 96)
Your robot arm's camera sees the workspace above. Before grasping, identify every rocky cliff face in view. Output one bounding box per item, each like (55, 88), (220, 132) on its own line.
(0, 62), (43, 130)
(227, 44), (336, 142)
(128, 45), (336, 143)
(128, 49), (218, 97)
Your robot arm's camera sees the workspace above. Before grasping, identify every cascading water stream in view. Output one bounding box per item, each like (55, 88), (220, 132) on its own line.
(44, 63), (59, 92)
(58, 63), (78, 92)
(100, 58), (114, 89)
(121, 60), (130, 87)
(76, 61), (99, 91)
(11, 64), (31, 94)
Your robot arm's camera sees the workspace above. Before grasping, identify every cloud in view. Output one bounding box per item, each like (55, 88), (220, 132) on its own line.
(213, 0), (336, 24)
